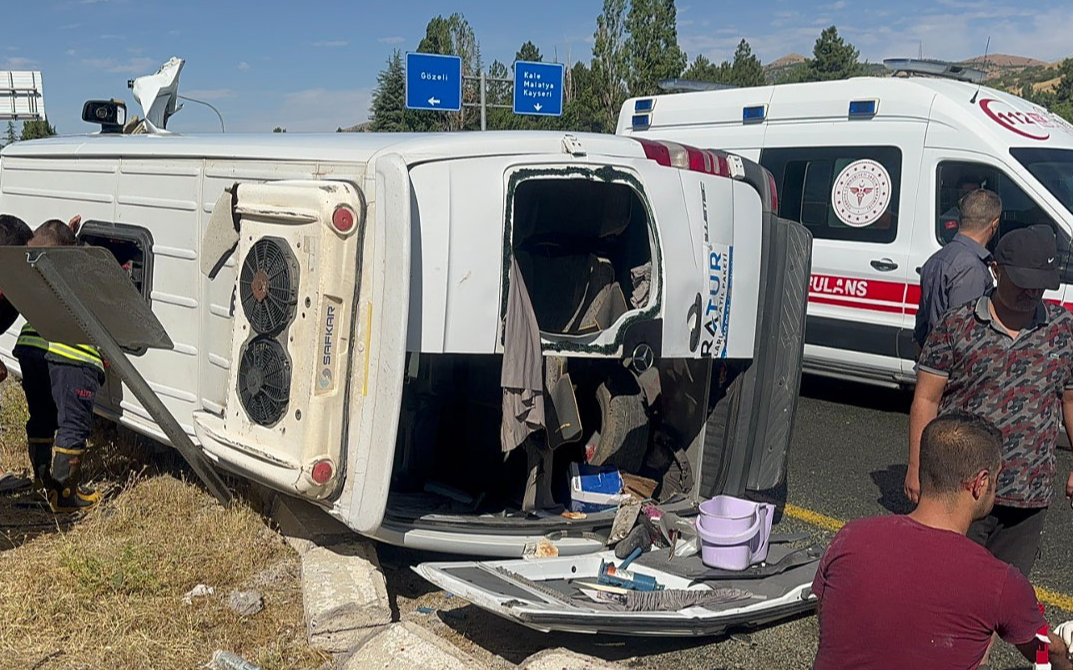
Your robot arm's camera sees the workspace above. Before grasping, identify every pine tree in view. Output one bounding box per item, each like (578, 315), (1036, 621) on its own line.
(625, 0), (686, 97)
(370, 50), (407, 132)
(272, 127), (286, 133)
(805, 26), (863, 82)
(20, 118), (55, 141)
(3, 120), (16, 147)
(729, 39), (764, 87)
(592, 0), (629, 133)
(516, 41), (542, 64)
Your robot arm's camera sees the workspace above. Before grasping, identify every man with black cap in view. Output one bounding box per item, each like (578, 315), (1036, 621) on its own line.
(907, 224), (1073, 581)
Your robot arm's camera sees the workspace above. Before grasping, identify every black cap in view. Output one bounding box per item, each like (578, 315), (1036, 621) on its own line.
(994, 224), (1060, 290)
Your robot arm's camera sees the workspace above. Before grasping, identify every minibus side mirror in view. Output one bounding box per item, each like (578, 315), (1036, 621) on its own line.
(82, 100), (127, 134)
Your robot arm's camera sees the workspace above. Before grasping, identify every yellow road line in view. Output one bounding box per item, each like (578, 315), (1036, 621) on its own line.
(784, 504), (846, 532)
(784, 503), (1073, 613)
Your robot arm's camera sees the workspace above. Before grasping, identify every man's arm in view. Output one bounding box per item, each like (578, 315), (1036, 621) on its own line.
(1064, 389), (1073, 499)
(906, 371), (946, 504)
(1015, 632), (1072, 670)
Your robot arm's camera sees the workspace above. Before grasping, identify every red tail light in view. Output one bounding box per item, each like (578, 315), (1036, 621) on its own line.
(767, 171), (779, 212)
(634, 138), (672, 167)
(311, 459), (334, 485)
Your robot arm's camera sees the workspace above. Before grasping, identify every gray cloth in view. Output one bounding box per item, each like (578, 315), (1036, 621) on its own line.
(913, 233), (993, 347)
(501, 256), (545, 453)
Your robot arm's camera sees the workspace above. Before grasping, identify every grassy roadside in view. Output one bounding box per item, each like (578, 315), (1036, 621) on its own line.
(0, 381), (328, 670)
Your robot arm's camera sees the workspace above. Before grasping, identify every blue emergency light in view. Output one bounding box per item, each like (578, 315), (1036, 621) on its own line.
(634, 99), (655, 113)
(632, 114), (651, 130)
(849, 99), (878, 117)
(743, 105), (766, 122)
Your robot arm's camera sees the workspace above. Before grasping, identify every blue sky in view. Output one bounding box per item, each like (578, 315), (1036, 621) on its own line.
(3, 0), (1072, 134)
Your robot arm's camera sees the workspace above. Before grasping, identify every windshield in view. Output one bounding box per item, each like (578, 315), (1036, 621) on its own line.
(1011, 147), (1073, 216)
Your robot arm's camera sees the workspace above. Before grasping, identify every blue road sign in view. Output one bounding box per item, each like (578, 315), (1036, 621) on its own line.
(513, 61), (564, 117)
(406, 53), (462, 112)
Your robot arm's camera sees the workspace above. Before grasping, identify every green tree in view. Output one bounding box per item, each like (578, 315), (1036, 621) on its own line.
(562, 60), (603, 132)
(20, 118), (55, 141)
(516, 41), (542, 64)
(625, 0), (686, 97)
(592, 0), (630, 132)
(3, 120), (16, 147)
(272, 126), (286, 133)
(729, 39), (764, 87)
(804, 26), (862, 82)
(486, 59), (514, 130)
(370, 50), (408, 132)
(682, 54), (731, 83)
(1053, 58), (1073, 105)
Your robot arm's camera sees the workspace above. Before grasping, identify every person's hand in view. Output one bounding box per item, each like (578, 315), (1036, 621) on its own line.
(904, 465), (921, 505)
(1066, 470), (1073, 499)
(0, 359), (8, 384)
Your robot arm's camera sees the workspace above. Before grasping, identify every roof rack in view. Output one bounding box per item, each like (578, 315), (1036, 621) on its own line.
(883, 58), (986, 84)
(657, 78), (738, 93)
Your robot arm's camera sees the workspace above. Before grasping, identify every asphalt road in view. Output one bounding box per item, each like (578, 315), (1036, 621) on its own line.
(387, 375), (1073, 670)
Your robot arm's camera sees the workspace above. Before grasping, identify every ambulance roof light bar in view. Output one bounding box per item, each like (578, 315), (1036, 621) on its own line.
(657, 78), (737, 93)
(883, 58), (987, 84)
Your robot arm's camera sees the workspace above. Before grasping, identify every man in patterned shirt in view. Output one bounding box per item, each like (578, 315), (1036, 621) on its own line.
(907, 224), (1073, 579)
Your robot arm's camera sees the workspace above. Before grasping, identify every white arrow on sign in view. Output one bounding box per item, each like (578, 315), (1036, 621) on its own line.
(534, 103), (543, 112)
(428, 97), (440, 106)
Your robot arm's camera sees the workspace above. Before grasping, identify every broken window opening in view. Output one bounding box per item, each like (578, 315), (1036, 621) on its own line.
(511, 179), (653, 337)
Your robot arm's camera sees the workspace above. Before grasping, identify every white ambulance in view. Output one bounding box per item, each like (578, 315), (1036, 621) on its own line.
(0, 115), (815, 634)
(619, 59), (1073, 387)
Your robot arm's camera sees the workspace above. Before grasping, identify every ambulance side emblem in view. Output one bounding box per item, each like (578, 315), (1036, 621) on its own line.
(831, 159), (892, 228)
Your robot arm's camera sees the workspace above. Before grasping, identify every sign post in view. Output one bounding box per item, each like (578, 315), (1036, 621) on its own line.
(513, 61), (564, 117)
(405, 53), (462, 112)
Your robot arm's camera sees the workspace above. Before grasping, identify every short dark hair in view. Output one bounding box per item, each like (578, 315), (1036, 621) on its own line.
(919, 413), (1002, 496)
(32, 219), (77, 246)
(959, 189), (1003, 233)
(0, 214), (32, 246)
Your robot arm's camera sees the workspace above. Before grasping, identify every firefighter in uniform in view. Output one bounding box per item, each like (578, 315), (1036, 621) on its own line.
(13, 218), (105, 512)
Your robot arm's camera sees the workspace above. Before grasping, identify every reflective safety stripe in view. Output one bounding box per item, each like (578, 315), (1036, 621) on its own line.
(16, 325), (104, 372)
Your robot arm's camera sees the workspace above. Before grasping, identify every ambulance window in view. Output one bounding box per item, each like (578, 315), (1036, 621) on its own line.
(936, 160), (1073, 281)
(760, 146), (902, 244)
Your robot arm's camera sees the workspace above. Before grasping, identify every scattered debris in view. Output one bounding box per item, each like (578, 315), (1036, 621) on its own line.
(183, 583), (215, 604)
(226, 589), (265, 617)
(209, 649), (264, 670)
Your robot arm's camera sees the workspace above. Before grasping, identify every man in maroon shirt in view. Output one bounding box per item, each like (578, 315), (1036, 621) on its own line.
(813, 413), (1072, 670)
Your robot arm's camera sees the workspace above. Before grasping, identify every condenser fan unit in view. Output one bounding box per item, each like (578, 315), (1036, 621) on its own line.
(239, 237), (299, 334)
(238, 336), (292, 426)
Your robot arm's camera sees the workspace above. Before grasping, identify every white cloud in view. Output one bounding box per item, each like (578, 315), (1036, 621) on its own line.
(238, 61), (250, 70)
(377, 36), (406, 45)
(65, 49), (77, 56)
(60, 23), (81, 30)
(80, 57), (157, 75)
(1, 57), (37, 69)
(311, 40), (348, 48)
(99, 34), (124, 40)
(184, 89), (236, 101)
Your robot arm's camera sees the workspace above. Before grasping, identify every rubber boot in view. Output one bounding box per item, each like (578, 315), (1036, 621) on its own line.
(28, 438), (53, 495)
(48, 446), (101, 513)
